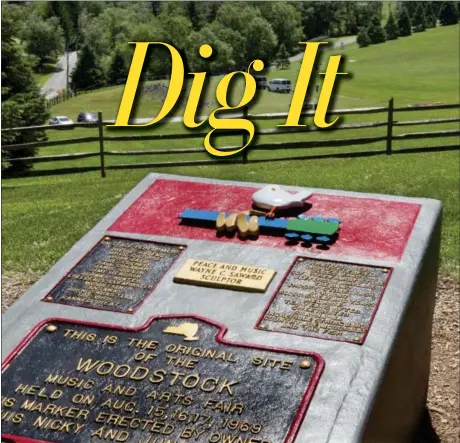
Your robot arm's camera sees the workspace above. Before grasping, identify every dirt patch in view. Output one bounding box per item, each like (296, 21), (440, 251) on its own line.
(426, 275), (460, 443)
(141, 82), (216, 109)
(1, 271), (41, 314)
(1, 273), (459, 441)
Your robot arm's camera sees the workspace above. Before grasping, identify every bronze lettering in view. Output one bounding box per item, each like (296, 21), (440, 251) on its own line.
(2, 318), (321, 442)
(260, 258), (390, 343)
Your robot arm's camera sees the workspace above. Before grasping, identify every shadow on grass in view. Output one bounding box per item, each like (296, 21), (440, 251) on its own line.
(1, 166), (100, 179)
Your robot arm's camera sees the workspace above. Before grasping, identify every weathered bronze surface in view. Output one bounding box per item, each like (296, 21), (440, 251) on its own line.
(174, 259), (276, 292)
(258, 258), (391, 344)
(1, 317), (322, 443)
(44, 237), (183, 313)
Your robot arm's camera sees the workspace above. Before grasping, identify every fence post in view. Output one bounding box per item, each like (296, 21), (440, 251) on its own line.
(386, 97), (394, 155)
(98, 111), (106, 178)
(242, 106), (249, 164)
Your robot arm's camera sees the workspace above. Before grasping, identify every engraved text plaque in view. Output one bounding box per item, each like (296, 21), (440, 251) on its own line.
(257, 258), (391, 344)
(1, 316), (323, 443)
(44, 237), (183, 313)
(174, 259), (276, 293)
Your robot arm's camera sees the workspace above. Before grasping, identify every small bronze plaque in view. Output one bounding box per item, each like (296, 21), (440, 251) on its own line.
(174, 259), (276, 293)
(44, 237), (184, 313)
(257, 257), (391, 344)
(1, 316), (323, 443)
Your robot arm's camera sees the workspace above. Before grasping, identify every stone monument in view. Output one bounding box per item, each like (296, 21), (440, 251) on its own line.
(1, 173), (442, 443)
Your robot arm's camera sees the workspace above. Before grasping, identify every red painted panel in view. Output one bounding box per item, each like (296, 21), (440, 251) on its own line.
(109, 179), (420, 262)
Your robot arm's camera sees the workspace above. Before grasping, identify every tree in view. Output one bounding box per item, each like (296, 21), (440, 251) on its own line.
(2, 17), (48, 173)
(385, 10), (399, 40)
(412, 3), (428, 32)
(244, 17), (278, 64)
(397, 6), (412, 36)
(45, 1), (81, 49)
(424, 3), (438, 28)
(71, 44), (106, 91)
(439, 2), (459, 26)
(158, 14), (193, 49)
(216, 4), (259, 34)
(186, 27), (233, 73)
(258, 3), (303, 54)
(183, 1), (201, 30)
(297, 3), (328, 40)
(356, 28), (371, 48)
(1, 3), (32, 37)
(150, 1), (161, 16)
(97, 6), (137, 49)
(108, 49), (128, 85)
(78, 9), (111, 59)
(367, 15), (386, 44)
(129, 19), (170, 79)
(22, 15), (64, 67)
(207, 22), (247, 68)
(275, 44), (290, 70)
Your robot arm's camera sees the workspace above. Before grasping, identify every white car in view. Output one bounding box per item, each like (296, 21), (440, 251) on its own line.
(268, 79), (292, 93)
(49, 116), (74, 126)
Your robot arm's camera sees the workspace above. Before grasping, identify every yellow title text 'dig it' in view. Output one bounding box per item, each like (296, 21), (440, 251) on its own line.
(109, 42), (348, 157)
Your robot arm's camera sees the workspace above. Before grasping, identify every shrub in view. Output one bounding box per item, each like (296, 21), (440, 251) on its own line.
(357, 28), (371, 48)
(367, 15), (386, 44)
(71, 44), (106, 91)
(413, 3), (428, 32)
(397, 6), (412, 37)
(385, 11), (399, 40)
(439, 1), (459, 26)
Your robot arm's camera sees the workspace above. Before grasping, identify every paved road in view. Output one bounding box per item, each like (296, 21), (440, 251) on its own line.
(289, 35), (357, 62)
(41, 51), (78, 99)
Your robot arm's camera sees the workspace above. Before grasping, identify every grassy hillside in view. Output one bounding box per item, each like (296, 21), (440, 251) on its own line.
(51, 25), (459, 120)
(2, 25), (459, 277)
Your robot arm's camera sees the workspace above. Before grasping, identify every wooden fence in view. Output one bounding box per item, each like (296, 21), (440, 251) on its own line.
(2, 99), (459, 178)
(45, 76), (169, 108)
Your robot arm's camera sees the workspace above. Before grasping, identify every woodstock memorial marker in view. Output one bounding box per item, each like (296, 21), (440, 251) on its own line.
(1, 173), (441, 443)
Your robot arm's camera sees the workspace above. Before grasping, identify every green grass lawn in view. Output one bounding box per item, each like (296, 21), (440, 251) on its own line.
(2, 151), (459, 277)
(3, 25), (459, 278)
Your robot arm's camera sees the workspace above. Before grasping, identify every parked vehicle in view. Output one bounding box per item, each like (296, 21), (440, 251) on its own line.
(254, 75), (267, 90)
(268, 79), (292, 93)
(77, 112), (98, 123)
(49, 116), (74, 126)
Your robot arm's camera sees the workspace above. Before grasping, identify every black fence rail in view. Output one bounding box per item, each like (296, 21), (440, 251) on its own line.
(2, 99), (459, 178)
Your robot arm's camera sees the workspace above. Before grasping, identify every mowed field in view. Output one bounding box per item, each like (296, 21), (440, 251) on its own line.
(2, 24), (459, 277)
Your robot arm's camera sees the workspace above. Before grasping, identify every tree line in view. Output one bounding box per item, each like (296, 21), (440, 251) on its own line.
(357, 1), (459, 47)
(3, 1), (386, 91)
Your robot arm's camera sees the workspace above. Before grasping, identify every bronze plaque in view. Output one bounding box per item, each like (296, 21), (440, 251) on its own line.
(43, 237), (184, 313)
(257, 257), (391, 344)
(1, 316), (323, 443)
(174, 259), (276, 292)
